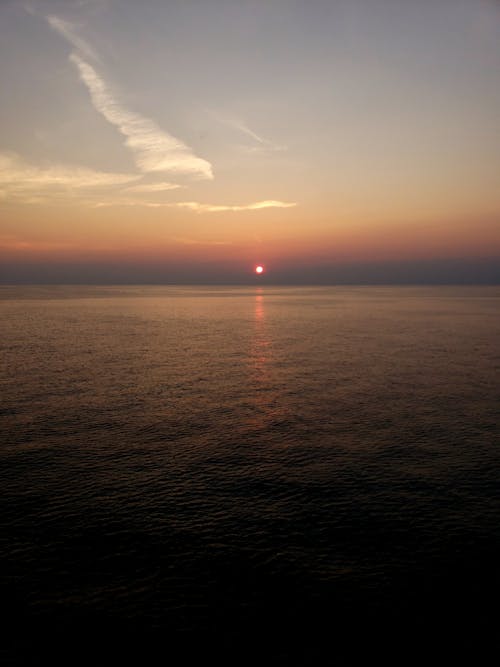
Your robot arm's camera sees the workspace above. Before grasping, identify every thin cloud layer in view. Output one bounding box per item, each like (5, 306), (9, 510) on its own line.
(93, 199), (171, 208)
(69, 54), (214, 180)
(124, 182), (182, 193)
(92, 199), (297, 211)
(0, 152), (140, 203)
(175, 200), (297, 213)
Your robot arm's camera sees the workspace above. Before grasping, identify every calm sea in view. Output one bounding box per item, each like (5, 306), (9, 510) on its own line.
(1, 286), (499, 664)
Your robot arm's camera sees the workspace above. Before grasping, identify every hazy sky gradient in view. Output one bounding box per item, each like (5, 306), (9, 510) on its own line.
(1, 0), (499, 283)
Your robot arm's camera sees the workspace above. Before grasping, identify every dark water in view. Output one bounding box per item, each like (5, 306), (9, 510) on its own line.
(1, 286), (499, 664)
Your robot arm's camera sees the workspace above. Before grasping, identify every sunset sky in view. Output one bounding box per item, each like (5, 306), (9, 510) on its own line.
(1, 0), (499, 283)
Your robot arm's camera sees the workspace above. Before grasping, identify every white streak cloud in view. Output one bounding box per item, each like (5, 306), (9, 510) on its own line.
(93, 199), (169, 208)
(92, 199), (296, 211)
(69, 53), (213, 179)
(124, 182), (182, 193)
(47, 15), (98, 62)
(232, 120), (268, 145)
(174, 200), (297, 213)
(212, 112), (286, 152)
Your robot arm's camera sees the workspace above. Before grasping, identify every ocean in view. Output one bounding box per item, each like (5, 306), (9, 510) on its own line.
(1, 285), (499, 664)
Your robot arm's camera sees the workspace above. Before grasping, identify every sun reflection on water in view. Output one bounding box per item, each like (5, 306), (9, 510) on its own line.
(245, 288), (290, 433)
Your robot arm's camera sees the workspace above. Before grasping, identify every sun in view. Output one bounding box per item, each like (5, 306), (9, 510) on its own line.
(255, 265), (264, 274)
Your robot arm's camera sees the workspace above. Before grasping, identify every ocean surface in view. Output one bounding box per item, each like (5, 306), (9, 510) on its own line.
(1, 285), (499, 665)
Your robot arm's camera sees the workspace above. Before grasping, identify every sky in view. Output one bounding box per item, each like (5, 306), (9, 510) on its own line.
(0, 0), (499, 283)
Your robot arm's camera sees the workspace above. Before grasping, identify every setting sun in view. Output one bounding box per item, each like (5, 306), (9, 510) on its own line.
(255, 265), (264, 274)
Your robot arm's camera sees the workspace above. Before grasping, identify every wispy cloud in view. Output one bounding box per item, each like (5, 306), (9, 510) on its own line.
(0, 152), (140, 203)
(212, 112), (286, 153)
(92, 199), (296, 211)
(46, 13), (213, 180)
(47, 15), (98, 61)
(69, 53), (213, 179)
(231, 120), (268, 145)
(93, 199), (170, 208)
(124, 182), (182, 193)
(174, 200), (297, 213)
